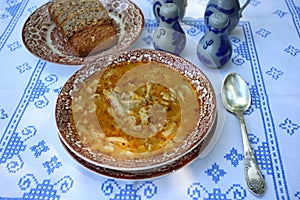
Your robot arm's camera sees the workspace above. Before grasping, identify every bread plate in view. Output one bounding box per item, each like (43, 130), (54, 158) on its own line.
(22, 0), (144, 65)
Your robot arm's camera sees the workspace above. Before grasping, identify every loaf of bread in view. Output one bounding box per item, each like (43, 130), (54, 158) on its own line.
(48, 0), (118, 57)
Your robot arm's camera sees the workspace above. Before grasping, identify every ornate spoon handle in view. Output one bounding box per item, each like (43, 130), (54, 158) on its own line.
(237, 113), (266, 196)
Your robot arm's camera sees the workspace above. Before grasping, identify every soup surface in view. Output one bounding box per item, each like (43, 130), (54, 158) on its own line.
(71, 61), (200, 159)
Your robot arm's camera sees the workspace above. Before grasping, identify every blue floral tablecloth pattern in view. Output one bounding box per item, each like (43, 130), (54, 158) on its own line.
(0, 0), (300, 199)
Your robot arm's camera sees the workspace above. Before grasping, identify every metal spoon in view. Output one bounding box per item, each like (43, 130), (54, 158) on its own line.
(221, 72), (266, 196)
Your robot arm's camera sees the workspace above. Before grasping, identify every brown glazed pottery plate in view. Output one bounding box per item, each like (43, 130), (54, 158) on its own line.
(22, 0), (144, 65)
(59, 119), (216, 180)
(55, 49), (217, 172)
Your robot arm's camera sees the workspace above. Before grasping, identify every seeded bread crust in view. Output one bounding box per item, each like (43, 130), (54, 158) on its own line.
(48, 0), (118, 57)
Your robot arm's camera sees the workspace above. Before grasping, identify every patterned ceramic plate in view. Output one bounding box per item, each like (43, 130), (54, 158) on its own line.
(59, 118), (216, 180)
(22, 0), (144, 65)
(55, 49), (217, 172)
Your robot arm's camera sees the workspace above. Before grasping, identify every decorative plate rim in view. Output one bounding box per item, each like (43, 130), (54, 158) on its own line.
(21, 0), (144, 65)
(55, 49), (217, 171)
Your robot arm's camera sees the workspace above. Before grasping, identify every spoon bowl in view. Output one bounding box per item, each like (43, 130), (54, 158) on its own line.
(222, 72), (251, 113)
(222, 73), (266, 196)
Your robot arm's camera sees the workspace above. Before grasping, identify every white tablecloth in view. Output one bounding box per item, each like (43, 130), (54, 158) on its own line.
(0, 0), (300, 199)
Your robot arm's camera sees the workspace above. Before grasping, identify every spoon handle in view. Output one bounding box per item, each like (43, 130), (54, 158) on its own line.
(237, 113), (266, 196)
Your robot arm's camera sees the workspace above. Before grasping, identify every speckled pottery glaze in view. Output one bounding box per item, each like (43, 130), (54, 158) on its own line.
(197, 12), (232, 68)
(153, 0), (187, 20)
(153, 3), (186, 55)
(204, 0), (250, 33)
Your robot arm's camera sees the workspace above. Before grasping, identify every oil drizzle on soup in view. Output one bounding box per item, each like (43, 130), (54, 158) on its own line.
(71, 62), (200, 159)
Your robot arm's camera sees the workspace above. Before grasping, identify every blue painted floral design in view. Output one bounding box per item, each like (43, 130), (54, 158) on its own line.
(187, 183), (247, 200)
(273, 10), (287, 17)
(266, 67), (284, 80)
(250, 0), (261, 6)
(30, 140), (49, 158)
(284, 45), (300, 56)
(14, 174), (73, 199)
(43, 156), (62, 175)
(255, 142), (273, 175)
(256, 28), (271, 38)
(16, 62), (32, 73)
(101, 179), (157, 200)
(7, 41), (22, 51)
(224, 148), (243, 167)
(0, 126), (37, 173)
(279, 118), (300, 135)
(205, 163), (226, 183)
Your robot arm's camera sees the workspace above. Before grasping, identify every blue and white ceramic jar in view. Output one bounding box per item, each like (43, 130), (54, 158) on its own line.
(204, 0), (250, 33)
(153, 3), (186, 55)
(196, 12), (232, 68)
(153, 0), (187, 21)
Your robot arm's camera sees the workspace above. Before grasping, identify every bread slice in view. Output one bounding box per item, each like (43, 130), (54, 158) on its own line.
(48, 0), (118, 57)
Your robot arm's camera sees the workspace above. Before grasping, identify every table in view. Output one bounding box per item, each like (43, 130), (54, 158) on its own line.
(1, 0), (300, 199)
